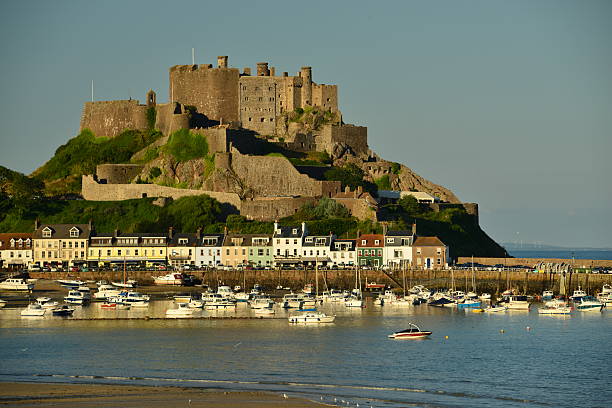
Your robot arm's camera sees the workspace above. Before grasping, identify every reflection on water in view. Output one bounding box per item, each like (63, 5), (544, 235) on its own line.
(1, 300), (611, 408)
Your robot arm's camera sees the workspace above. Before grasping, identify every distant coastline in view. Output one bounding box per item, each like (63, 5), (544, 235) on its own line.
(509, 249), (612, 261)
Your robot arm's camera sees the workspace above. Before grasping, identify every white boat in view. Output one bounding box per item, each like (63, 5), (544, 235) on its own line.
(501, 295), (530, 310)
(288, 312), (335, 323)
(254, 307), (275, 315)
(204, 294), (236, 309)
(111, 280), (138, 288)
(483, 305), (508, 313)
(466, 291), (478, 300)
(56, 279), (85, 288)
(166, 303), (198, 318)
(600, 284), (612, 296)
(249, 295), (274, 309)
(573, 296), (603, 312)
(93, 285), (122, 300)
(64, 290), (90, 305)
(570, 286), (587, 300)
(116, 291), (150, 306)
(539, 305), (572, 315)
(542, 290), (554, 300)
(282, 293), (304, 309)
(21, 303), (46, 317)
(479, 293), (492, 301)
(388, 323), (432, 339)
(153, 273), (184, 285)
(320, 289), (348, 303)
(344, 295), (364, 308)
(173, 294), (193, 303)
(0, 278), (34, 291)
(545, 298), (569, 308)
(234, 292), (250, 302)
(187, 300), (204, 308)
(36, 297), (59, 309)
(596, 293), (612, 305)
(0, 298), (6, 308)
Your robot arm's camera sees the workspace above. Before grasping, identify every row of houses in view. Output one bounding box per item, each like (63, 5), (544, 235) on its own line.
(0, 221), (450, 271)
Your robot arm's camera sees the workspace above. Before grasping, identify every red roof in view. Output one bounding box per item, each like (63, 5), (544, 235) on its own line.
(356, 234), (384, 248)
(412, 236), (446, 247)
(0, 233), (33, 249)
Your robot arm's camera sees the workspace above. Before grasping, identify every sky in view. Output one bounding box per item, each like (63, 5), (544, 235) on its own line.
(0, 0), (610, 248)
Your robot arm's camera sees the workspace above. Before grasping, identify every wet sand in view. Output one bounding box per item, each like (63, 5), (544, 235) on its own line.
(0, 382), (332, 407)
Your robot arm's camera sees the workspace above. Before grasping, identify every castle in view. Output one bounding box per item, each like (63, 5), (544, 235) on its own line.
(80, 56), (471, 222)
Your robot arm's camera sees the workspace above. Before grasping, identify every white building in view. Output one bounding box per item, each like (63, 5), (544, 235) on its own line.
(301, 234), (334, 266)
(195, 234), (224, 268)
(0, 234), (33, 269)
(383, 230), (414, 268)
(273, 222), (307, 267)
(329, 239), (356, 268)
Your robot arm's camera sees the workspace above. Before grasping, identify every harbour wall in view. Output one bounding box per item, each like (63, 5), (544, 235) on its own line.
(29, 269), (612, 296)
(457, 257), (612, 268)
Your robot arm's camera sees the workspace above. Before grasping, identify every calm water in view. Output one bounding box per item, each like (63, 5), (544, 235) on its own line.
(510, 249), (612, 261)
(1, 301), (611, 408)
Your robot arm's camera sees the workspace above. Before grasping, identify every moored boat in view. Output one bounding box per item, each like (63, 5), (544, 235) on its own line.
(36, 297), (59, 309)
(483, 305), (507, 313)
(542, 290), (554, 301)
(111, 280), (138, 288)
(153, 273), (184, 285)
(166, 303), (198, 318)
(288, 312), (335, 323)
(539, 305), (572, 315)
(388, 323), (432, 339)
(21, 303), (46, 317)
(51, 305), (75, 316)
(56, 279), (85, 289)
(0, 278), (35, 291)
(501, 295), (530, 310)
(573, 296), (604, 312)
(64, 290), (90, 305)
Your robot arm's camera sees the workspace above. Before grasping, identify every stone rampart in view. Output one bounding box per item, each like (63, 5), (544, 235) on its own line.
(241, 197), (316, 221)
(191, 127), (229, 154)
(96, 164), (144, 184)
(81, 175), (241, 208)
(230, 149), (341, 198)
(319, 124), (368, 157)
(169, 64), (240, 123)
(154, 103), (190, 136)
(80, 100), (148, 138)
(332, 197), (377, 221)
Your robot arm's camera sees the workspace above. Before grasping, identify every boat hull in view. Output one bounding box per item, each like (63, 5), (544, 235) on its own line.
(388, 331), (432, 339)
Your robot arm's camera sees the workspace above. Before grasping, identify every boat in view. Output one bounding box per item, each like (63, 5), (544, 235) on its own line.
(428, 296), (455, 307)
(542, 290), (554, 301)
(51, 305), (75, 316)
(288, 312), (335, 323)
(249, 295), (274, 309)
(56, 279), (85, 289)
(204, 294), (236, 309)
(36, 297), (59, 309)
(282, 293), (304, 309)
(596, 293), (612, 306)
(302, 283), (314, 295)
(116, 291), (150, 306)
(545, 298), (568, 308)
(21, 303), (46, 316)
(483, 305), (508, 313)
(573, 296), (604, 312)
(600, 284), (612, 296)
(254, 307), (275, 315)
(153, 273), (184, 285)
(166, 303), (198, 318)
(64, 290), (90, 305)
(501, 295), (530, 310)
(388, 323), (432, 339)
(457, 299), (482, 309)
(0, 298), (6, 308)
(538, 305), (572, 315)
(111, 280), (138, 288)
(187, 299), (204, 308)
(479, 293), (492, 301)
(101, 301), (130, 310)
(173, 294), (193, 303)
(0, 278), (35, 291)
(570, 286), (587, 300)
(344, 295), (364, 308)
(93, 284), (122, 300)
(234, 292), (250, 302)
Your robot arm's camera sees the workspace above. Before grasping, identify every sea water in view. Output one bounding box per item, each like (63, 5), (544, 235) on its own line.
(1, 301), (610, 408)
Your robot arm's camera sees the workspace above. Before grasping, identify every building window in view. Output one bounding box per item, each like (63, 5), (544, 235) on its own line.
(374, 240), (380, 245)
(70, 229), (79, 238)
(42, 228), (52, 238)
(361, 240), (366, 245)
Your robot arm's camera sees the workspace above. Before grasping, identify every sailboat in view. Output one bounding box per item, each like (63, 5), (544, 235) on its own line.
(112, 255), (137, 288)
(344, 263), (363, 308)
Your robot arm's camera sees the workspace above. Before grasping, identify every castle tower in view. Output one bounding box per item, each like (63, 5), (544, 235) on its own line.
(217, 56), (228, 68)
(300, 66), (312, 106)
(257, 62), (270, 76)
(146, 89), (156, 107)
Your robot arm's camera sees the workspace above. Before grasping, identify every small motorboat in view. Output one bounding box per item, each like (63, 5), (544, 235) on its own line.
(254, 307), (275, 315)
(288, 312), (335, 323)
(111, 280), (138, 288)
(479, 293), (492, 301)
(51, 305), (75, 316)
(538, 305), (572, 315)
(573, 296), (604, 312)
(483, 305), (508, 313)
(188, 300), (204, 308)
(173, 294), (193, 303)
(166, 303), (198, 318)
(542, 290), (554, 301)
(21, 303), (46, 317)
(64, 290), (90, 305)
(56, 279), (85, 289)
(101, 301), (130, 310)
(0, 278), (35, 291)
(154, 273), (184, 286)
(36, 297), (59, 309)
(457, 299), (482, 309)
(388, 323), (432, 339)
(0, 298), (6, 308)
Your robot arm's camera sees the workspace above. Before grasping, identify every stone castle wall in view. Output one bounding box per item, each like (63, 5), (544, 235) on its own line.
(154, 103), (190, 136)
(191, 127), (229, 154)
(169, 64), (240, 123)
(230, 149), (341, 198)
(319, 124), (368, 157)
(81, 175), (241, 209)
(80, 100), (148, 138)
(241, 197), (316, 221)
(96, 164), (144, 184)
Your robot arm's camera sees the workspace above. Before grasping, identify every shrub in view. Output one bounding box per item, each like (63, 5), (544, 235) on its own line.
(145, 107), (156, 129)
(391, 162), (401, 175)
(148, 167), (162, 179)
(375, 175), (391, 190)
(164, 129), (209, 162)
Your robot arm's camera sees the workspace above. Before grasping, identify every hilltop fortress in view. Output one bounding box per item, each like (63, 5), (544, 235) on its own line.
(80, 56), (474, 222)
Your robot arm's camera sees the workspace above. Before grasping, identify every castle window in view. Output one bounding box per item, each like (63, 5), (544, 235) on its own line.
(268, 87), (272, 91)
(260, 118), (265, 122)
(269, 97), (274, 102)
(270, 118), (274, 122)
(248, 117), (252, 122)
(244, 97), (249, 101)
(258, 97), (263, 102)
(243, 86), (247, 90)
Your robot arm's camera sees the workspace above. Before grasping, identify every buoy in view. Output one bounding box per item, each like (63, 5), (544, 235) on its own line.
(445, 335), (449, 339)
(500, 329), (505, 333)
(526, 326), (531, 331)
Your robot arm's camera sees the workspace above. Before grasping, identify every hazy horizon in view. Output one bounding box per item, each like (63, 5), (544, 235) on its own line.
(1, 0), (610, 248)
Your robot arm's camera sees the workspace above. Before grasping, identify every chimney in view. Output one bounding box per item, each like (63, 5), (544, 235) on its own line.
(196, 227), (202, 240)
(301, 222), (307, 236)
(34, 218), (39, 231)
(344, 186), (350, 193)
(382, 223), (388, 236)
(168, 226), (174, 240)
(270, 67), (275, 76)
(113, 229), (118, 238)
(412, 222), (417, 236)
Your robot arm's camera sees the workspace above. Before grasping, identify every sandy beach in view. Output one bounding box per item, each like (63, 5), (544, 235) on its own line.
(0, 382), (332, 407)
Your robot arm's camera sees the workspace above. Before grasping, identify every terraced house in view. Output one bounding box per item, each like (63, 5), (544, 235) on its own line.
(301, 234), (334, 267)
(357, 234), (384, 268)
(88, 231), (168, 268)
(273, 222), (307, 267)
(247, 235), (273, 267)
(411, 236), (449, 270)
(0, 233), (33, 269)
(32, 222), (92, 268)
(195, 234), (224, 268)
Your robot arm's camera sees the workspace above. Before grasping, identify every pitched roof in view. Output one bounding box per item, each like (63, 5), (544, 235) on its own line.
(33, 224), (92, 239)
(169, 233), (198, 246)
(223, 234), (272, 247)
(413, 236), (446, 247)
(356, 234), (384, 247)
(0, 233), (32, 249)
(273, 224), (304, 238)
(386, 230), (413, 237)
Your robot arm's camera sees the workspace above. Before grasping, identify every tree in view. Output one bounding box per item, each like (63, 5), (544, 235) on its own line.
(398, 195), (420, 216)
(324, 163), (377, 195)
(164, 195), (222, 232)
